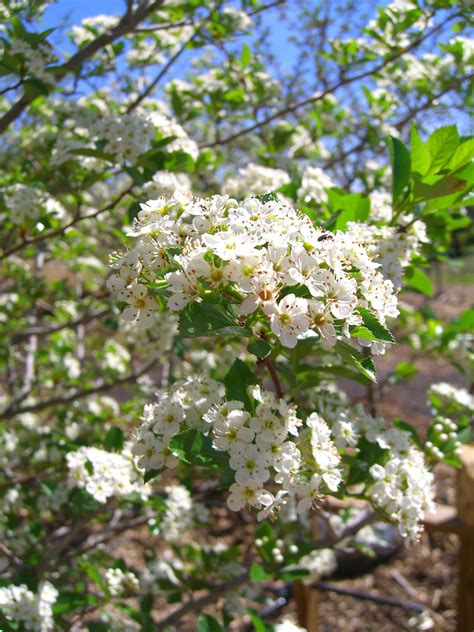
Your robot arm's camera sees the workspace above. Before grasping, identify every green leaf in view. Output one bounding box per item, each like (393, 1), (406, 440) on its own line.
(300, 365), (371, 386)
(393, 419), (421, 447)
(426, 124), (459, 173)
(334, 340), (376, 382)
(87, 623), (109, 632)
(249, 563), (272, 582)
(414, 176), (468, 202)
(448, 138), (474, 172)
(387, 136), (411, 204)
(323, 208), (343, 231)
(128, 201), (140, 224)
(223, 359), (259, 409)
(143, 468), (163, 483)
(104, 427), (125, 452)
(246, 608), (269, 632)
(170, 429), (228, 468)
(356, 307), (395, 344)
(326, 191), (370, 229)
(197, 614), (223, 632)
(410, 123), (430, 176)
(69, 148), (114, 162)
(179, 302), (250, 338)
(83, 564), (107, 593)
(394, 361), (418, 380)
(247, 338), (272, 359)
(240, 43), (251, 67)
(404, 267), (433, 296)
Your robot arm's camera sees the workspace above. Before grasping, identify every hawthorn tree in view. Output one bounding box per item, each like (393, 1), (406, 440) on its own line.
(0, 0), (473, 630)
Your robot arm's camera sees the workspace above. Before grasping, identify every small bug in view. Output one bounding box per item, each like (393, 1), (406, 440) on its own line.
(317, 232), (334, 241)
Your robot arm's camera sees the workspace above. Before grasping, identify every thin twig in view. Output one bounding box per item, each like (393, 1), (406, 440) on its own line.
(0, 184), (134, 261)
(0, 356), (159, 420)
(0, 0), (166, 135)
(262, 357), (283, 398)
(199, 12), (461, 149)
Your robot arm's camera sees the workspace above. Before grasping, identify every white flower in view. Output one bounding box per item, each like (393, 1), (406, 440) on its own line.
(230, 446), (271, 484)
(118, 284), (155, 328)
(226, 480), (271, 511)
(264, 294), (310, 348)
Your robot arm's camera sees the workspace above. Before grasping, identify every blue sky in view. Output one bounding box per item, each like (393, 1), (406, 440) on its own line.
(41, 0), (302, 71)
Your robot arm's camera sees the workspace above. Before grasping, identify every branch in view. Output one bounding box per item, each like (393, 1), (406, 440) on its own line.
(199, 11), (461, 149)
(126, 27), (200, 113)
(262, 357), (283, 398)
(0, 356), (159, 420)
(0, 0), (165, 135)
(11, 307), (110, 342)
(0, 183), (134, 260)
(155, 572), (249, 630)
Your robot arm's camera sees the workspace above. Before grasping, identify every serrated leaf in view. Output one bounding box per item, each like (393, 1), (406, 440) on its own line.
(83, 564), (107, 593)
(356, 307), (395, 344)
(170, 428), (228, 468)
(404, 267), (433, 296)
(448, 138), (474, 172)
(393, 419), (421, 447)
(179, 302), (250, 338)
(223, 359), (259, 409)
(414, 176), (468, 201)
(246, 608), (269, 632)
(143, 468), (163, 483)
(394, 361), (418, 380)
(334, 341), (376, 382)
(410, 123), (430, 176)
(104, 427), (125, 452)
(426, 124), (459, 173)
(387, 136), (411, 204)
(326, 191), (370, 229)
(247, 338), (272, 359)
(69, 148), (114, 161)
(280, 568), (310, 580)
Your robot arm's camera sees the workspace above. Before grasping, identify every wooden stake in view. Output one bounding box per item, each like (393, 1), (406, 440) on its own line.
(457, 445), (474, 632)
(294, 516), (321, 632)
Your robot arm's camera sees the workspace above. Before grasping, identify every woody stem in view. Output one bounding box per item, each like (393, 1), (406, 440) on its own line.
(263, 357), (283, 399)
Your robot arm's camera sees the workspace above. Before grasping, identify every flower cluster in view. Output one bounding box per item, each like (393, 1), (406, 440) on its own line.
(109, 193), (398, 352)
(298, 166), (335, 204)
(428, 382), (474, 413)
(105, 568), (139, 597)
(447, 333), (474, 378)
(3, 184), (45, 225)
(136, 380), (342, 521)
(140, 170), (191, 199)
(0, 582), (58, 631)
(132, 375), (224, 470)
(367, 445), (434, 540)
(10, 39), (56, 85)
(329, 405), (434, 539)
(222, 163), (290, 199)
(159, 484), (209, 543)
(345, 214), (429, 289)
(299, 548), (337, 580)
(69, 14), (119, 45)
(117, 310), (178, 360)
(52, 101), (198, 166)
(66, 444), (150, 503)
